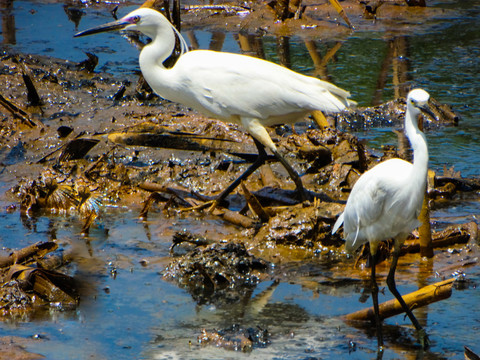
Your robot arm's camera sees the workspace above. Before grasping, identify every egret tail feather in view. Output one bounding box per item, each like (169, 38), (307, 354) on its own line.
(332, 212), (344, 234)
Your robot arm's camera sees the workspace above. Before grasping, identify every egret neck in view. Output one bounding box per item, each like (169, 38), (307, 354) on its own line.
(405, 100), (429, 200)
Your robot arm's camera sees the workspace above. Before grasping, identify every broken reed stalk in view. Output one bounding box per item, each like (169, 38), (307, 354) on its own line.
(19, 62), (42, 107)
(0, 94), (39, 127)
(343, 278), (454, 322)
(418, 193), (434, 257)
(464, 346), (480, 360)
(273, 0), (291, 21)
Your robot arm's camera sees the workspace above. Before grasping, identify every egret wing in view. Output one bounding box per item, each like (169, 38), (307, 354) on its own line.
(173, 50), (350, 122)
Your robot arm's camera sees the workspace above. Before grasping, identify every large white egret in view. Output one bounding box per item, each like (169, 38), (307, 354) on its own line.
(332, 89), (433, 351)
(75, 8), (354, 207)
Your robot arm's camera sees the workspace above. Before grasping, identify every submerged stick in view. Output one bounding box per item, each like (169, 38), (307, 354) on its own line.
(343, 278), (455, 322)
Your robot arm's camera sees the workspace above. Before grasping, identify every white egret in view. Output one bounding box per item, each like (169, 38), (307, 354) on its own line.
(332, 89), (433, 350)
(75, 8), (354, 207)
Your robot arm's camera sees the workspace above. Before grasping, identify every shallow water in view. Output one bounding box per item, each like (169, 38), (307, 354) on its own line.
(1, 1), (480, 359)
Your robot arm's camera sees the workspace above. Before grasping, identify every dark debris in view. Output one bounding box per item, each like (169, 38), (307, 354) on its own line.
(163, 242), (270, 305)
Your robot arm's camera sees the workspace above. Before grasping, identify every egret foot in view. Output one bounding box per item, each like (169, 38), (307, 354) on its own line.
(376, 346), (384, 360)
(417, 328), (430, 349)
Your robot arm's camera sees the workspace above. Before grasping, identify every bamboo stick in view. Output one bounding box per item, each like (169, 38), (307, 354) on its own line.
(343, 278), (454, 322)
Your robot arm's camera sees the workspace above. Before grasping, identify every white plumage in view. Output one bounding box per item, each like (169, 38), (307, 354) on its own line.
(333, 89), (429, 254)
(334, 158), (425, 253)
(75, 8), (353, 204)
(332, 88), (432, 350)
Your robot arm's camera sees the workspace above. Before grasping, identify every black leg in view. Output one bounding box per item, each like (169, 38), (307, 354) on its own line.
(370, 252), (384, 352)
(214, 137), (269, 205)
(271, 148), (308, 202)
(386, 248), (430, 349)
(215, 137), (308, 205)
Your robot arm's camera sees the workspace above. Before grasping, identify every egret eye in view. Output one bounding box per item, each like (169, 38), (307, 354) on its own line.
(132, 15), (140, 23)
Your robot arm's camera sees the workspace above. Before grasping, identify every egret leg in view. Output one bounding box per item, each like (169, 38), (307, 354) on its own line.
(370, 252), (384, 352)
(209, 137), (307, 210)
(271, 148), (308, 202)
(386, 247), (430, 349)
(211, 137), (269, 208)
(240, 117), (308, 202)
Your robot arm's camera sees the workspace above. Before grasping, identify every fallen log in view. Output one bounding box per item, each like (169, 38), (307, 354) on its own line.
(343, 278), (455, 322)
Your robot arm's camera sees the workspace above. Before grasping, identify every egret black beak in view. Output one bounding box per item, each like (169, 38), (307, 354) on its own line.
(74, 19), (130, 37)
(419, 103), (436, 120)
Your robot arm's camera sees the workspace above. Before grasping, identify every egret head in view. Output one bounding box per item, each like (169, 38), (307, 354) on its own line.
(74, 8), (171, 40)
(407, 89), (434, 118)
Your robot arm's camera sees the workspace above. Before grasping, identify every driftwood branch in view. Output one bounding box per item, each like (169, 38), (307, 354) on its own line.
(343, 278), (455, 322)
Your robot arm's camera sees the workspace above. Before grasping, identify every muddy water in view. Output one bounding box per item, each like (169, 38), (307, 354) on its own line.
(1, 1), (480, 359)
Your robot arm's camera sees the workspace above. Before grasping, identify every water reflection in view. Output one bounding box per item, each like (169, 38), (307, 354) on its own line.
(63, 4), (85, 30)
(1, 0), (15, 44)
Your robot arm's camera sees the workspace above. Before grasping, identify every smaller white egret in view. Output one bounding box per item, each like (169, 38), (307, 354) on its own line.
(74, 8), (354, 207)
(332, 89), (434, 350)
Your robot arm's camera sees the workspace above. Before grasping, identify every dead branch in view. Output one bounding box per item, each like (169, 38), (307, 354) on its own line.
(0, 241), (58, 269)
(343, 278), (455, 322)
(222, 209), (258, 228)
